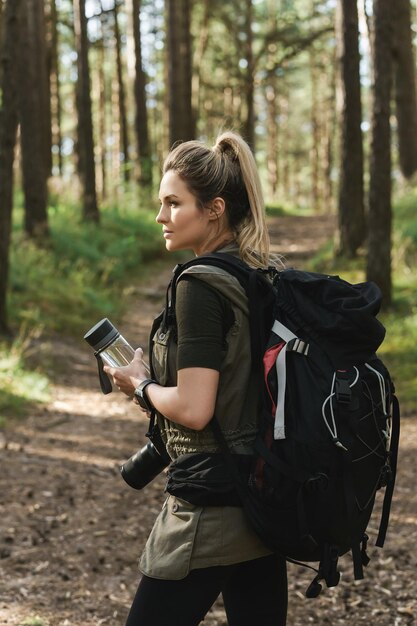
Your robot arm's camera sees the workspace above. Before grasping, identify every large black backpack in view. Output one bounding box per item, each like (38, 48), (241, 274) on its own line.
(169, 252), (400, 597)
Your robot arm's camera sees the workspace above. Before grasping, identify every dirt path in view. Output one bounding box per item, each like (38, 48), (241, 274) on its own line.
(1, 214), (416, 626)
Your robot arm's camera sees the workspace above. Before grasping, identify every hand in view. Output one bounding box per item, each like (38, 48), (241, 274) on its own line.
(103, 348), (149, 397)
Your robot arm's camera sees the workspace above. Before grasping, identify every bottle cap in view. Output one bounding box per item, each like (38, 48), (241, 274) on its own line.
(84, 318), (119, 352)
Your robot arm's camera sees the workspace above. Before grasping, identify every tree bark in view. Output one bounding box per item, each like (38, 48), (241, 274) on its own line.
(191, 0), (210, 123)
(266, 83), (279, 199)
(18, 0), (49, 239)
(73, 0), (99, 222)
(281, 87), (291, 201)
(114, 2), (130, 183)
(367, 0), (393, 305)
(166, 0), (194, 146)
(128, 0), (152, 186)
(242, 0), (255, 150)
(111, 74), (120, 186)
(0, 0), (21, 334)
(49, 0), (63, 176)
(336, 0), (365, 257)
(322, 50), (336, 213)
(43, 0), (53, 177)
(310, 46), (321, 212)
(265, 0), (279, 200)
(95, 23), (107, 200)
(392, 0), (417, 179)
(0, 0), (4, 84)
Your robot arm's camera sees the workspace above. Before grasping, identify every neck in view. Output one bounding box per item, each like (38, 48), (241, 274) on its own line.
(194, 229), (235, 256)
(195, 238), (235, 257)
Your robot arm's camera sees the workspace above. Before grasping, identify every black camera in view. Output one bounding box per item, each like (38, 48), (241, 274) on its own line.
(120, 441), (171, 490)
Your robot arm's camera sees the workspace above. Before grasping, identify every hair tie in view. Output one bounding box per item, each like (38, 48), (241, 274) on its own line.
(216, 140), (239, 162)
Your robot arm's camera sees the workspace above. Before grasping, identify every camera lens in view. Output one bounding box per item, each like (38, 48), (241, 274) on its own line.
(120, 442), (170, 490)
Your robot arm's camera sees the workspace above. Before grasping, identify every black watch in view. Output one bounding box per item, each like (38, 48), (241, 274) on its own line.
(134, 378), (156, 411)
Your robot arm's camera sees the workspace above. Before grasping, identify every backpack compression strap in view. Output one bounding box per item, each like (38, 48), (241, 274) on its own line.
(376, 393), (400, 547)
(270, 320), (301, 439)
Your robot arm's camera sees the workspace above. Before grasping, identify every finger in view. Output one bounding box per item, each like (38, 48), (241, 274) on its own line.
(134, 347), (144, 360)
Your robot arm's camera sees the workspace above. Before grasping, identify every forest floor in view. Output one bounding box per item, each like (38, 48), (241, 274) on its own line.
(0, 214), (416, 626)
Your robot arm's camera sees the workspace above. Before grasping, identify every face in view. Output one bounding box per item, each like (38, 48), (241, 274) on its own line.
(156, 170), (214, 255)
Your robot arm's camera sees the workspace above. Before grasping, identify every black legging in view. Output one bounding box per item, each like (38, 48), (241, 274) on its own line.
(125, 553), (287, 626)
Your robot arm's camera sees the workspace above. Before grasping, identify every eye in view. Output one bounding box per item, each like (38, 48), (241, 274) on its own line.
(158, 198), (179, 209)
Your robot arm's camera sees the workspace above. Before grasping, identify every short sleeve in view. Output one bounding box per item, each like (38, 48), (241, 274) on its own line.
(175, 276), (234, 371)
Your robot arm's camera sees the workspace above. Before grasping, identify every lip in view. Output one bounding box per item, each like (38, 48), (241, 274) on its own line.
(163, 230), (173, 238)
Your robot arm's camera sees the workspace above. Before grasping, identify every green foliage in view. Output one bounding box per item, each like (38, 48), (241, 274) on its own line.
(8, 198), (165, 337)
(266, 202), (313, 217)
(2, 195), (165, 422)
(379, 303), (417, 413)
(381, 191), (417, 412)
(392, 189), (417, 272)
(0, 329), (50, 426)
(265, 203), (287, 216)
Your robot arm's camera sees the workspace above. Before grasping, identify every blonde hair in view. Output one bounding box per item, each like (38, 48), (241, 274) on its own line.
(163, 131), (271, 268)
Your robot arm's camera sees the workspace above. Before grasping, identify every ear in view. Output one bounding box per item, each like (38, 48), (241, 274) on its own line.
(208, 197), (226, 221)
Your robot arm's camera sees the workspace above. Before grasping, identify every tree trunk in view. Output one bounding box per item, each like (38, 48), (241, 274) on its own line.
(114, 2), (130, 184)
(50, 0), (63, 176)
(128, 0), (152, 186)
(310, 47), (321, 212)
(166, 0), (194, 146)
(111, 74), (120, 187)
(0, 0), (4, 84)
(73, 0), (99, 222)
(191, 0), (210, 125)
(336, 0), (365, 257)
(0, 0), (21, 334)
(281, 88), (291, 201)
(367, 0), (393, 305)
(266, 83), (279, 200)
(43, 0), (53, 177)
(265, 0), (279, 200)
(242, 0), (255, 150)
(322, 45), (337, 213)
(95, 24), (107, 200)
(18, 0), (49, 239)
(392, 0), (417, 179)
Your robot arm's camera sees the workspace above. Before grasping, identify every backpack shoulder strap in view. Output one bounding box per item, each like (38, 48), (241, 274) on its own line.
(170, 252), (276, 371)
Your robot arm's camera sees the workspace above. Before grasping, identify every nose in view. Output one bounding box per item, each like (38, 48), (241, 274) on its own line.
(156, 204), (169, 224)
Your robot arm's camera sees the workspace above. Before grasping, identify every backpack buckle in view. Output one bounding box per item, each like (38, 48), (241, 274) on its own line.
(378, 461), (393, 488)
(287, 337), (310, 356)
(335, 370), (352, 404)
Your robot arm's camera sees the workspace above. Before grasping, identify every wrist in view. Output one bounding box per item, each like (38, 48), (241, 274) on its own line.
(134, 378), (157, 411)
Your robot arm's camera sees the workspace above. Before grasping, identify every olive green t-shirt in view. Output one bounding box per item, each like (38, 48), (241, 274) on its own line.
(176, 275), (235, 371)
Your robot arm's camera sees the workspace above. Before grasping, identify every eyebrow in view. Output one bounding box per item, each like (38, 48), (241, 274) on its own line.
(158, 193), (180, 202)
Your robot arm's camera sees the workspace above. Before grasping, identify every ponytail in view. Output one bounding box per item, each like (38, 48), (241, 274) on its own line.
(213, 132), (270, 268)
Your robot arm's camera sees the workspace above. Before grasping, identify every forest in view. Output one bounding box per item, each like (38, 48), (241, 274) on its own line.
(1, 1), (417, 624)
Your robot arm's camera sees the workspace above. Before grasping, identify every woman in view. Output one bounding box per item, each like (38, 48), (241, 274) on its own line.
(104, 131), (288, 626)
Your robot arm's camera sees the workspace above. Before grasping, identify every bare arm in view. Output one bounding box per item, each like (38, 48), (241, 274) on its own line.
(146, 367), (219, 430)
(103, 348), (219, 430)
